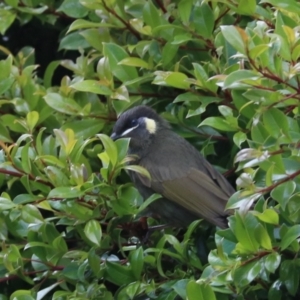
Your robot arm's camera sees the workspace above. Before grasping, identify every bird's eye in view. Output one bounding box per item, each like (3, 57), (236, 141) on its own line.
(130, 119), (138, 127)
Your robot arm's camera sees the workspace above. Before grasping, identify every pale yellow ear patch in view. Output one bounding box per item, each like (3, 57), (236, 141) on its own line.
(144, 118), (157, 134)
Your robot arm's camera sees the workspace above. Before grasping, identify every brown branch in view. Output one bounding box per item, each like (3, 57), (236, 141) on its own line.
(155, 0), (175, 23)
(214, 8), (230, 29)
(0, 168), (53, 188)
(0, 265), (64, 283)
(267, 92), (299, 109)
(250, 58), (299, 92)
(258, 169), (300, 194)
(102, 1), (141, 40)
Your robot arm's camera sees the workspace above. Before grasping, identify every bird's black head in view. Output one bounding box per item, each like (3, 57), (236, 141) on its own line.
(111, 105), (170, 154)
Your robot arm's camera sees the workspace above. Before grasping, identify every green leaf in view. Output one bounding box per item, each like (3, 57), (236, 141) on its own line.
(103, 43), (138, 82)
(129, 247), (144, 280)
(193, 4), (214, 38)
(71, 80), (112, 95)
(84, 220), (102, 247)
(178, 0), (193, 24)
(0, 9), (16, 34)
(0, 197), (16, 210)
(223, 70), (260, 89)
(265, 252), (281, 273)
(80, 28), (109, 51)
(48, 187), (83, 199)
(68, 19), (116, 33)
(97, 134), (118, 167)
(59, 32), (90, 50)
(21, 142), (32, 174)
(254, 223), (272, 250)
(237, 0), (256, 15)
(44, 93), (83, 115)
(0, 122), (13, 142)
(61, 119), (105, 139)
(186, 280), (216, 300)
(233, 131), (247, 148)
(234, 213), (260, 252)
(233, 261), (261, 287)
(260, 0), (300, 14)
(153, 71), (190, 89)
(21, 204), (44, 224)
(280, 260), (299, 296)
(280, 225), (300, 250)
(118, 57), (149, 69)
(199, 117), (238, 131)
(165, 72), (190, 89)
(137, 193), (161, 214)
(143, 1), (162, 29)
(253, 208), (279, 225)
(0, 77), (14, 94)
(263, 108), (290, 138)
(58, 0), (89, 18)
(26, 111), (39, 131)
(221, 25), (248, 54)
(9, 291), (34, 300)
(123, 165), (151, 180)
(105, 261), (136, 286)
(271, 181), (296, 209)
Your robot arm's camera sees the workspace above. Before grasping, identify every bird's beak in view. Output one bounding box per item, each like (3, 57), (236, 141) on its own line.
(110, 132), (118, 141)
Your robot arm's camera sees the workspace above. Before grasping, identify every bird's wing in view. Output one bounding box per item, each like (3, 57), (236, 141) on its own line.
(137, 163), (233, 228)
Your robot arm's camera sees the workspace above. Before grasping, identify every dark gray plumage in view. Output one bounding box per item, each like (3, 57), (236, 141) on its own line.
(111, 105), (234, 228)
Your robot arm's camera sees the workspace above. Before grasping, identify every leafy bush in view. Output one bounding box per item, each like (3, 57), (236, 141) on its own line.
(1, 0), (300, 299)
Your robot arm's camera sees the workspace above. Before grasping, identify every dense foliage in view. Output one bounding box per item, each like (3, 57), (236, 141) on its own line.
(1, 0), (300, 299)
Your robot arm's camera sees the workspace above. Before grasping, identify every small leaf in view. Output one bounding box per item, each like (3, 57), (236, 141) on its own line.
(263, 108), (289, 138)
(0, 197), (16, 210)
(221, 25), (248, 54)
(280, 225), (300, 250)
(44, 93), (82, 115)
(67, 19), (115, 33)
(253, 208), (279, 225)
(129, 247), (144, 279)
(186, 280), (216, 300)
(48, 187), (83, 199)
(84, 220), (102, 247)
(71, 80), (112, 95)
(97, 134), (118, 167)
(123, 165), (151, 180)
(265, 252), (281, 273)
(199, 117), (238, 131)
(26, 111), (39, 131)
(271, 181), (296, 209)
(118, 57), (149, 69)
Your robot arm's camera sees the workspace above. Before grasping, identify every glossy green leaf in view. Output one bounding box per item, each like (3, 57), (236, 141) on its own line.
(48, 187), (83, 199)
(129, 247), (144, 280)
(84, 220), (102, 247)
(271, 181), (296, 209)
(280, 225), (300, 250)
(199, 117), (238, 131)
(103, 43), (138, 82)
(71, 80), (112, 95)
(44, 93), (83, 115)
(265, 252), (281, 273)
(97, 134), (118, 167)
(186, 280), (216, 300)
(178, 0), (193, 24)
(105, 261), (136, 286)
(263, 108), (290, 138)
(221, 25), (247, 54)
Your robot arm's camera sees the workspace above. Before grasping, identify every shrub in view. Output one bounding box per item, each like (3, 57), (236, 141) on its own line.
(0, 0), (300, 299)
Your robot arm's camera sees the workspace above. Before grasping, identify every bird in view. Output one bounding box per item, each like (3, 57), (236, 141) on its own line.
(110, 105), (235, 229)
